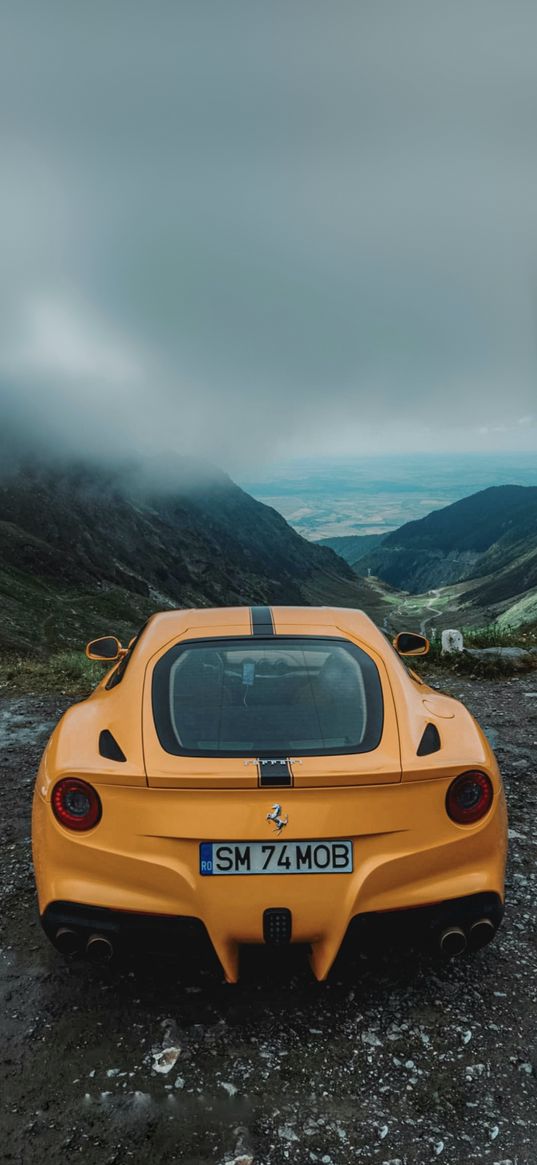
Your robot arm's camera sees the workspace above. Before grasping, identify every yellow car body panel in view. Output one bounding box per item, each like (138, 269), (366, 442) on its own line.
(32, 606), (508, 981)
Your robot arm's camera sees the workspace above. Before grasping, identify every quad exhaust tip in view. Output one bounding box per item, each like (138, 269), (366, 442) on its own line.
(85, 933), (114, 964)
(439, 918), (496, 957)
(468, 917), (495, 951)
(55, 926), (82, 957)
(439, 925), (467, 957)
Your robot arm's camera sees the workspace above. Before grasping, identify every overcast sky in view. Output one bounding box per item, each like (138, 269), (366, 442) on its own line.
(1, 1), (537, 472)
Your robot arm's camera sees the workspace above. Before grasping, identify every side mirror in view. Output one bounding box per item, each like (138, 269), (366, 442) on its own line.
(85, 636), (125, 662)
(393, 631), (430, 657)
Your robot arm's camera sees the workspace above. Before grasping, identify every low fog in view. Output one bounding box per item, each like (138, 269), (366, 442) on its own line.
(1, 1), (537, 474)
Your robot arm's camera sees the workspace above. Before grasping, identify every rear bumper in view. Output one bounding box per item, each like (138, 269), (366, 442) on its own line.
(41, 890), (504, 971)
(33, 780), (508, 981)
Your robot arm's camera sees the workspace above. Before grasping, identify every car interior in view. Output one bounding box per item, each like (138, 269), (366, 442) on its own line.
(167, 642), (372, 753)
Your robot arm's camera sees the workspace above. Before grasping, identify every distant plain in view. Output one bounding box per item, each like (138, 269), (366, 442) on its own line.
(240, 453), (537, 540)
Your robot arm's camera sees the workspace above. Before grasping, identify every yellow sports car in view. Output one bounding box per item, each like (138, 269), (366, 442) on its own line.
(32, 606), (507, 981)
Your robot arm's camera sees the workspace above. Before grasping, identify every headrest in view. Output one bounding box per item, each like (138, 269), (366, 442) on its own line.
(316, 650), (360, 701)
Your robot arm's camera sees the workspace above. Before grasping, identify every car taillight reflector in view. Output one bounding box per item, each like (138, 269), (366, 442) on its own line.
(446, 771), (493, 824)
(52, 778), (101, 831)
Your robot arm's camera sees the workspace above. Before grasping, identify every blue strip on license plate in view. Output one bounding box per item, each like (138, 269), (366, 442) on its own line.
(199, 839), (353, 876)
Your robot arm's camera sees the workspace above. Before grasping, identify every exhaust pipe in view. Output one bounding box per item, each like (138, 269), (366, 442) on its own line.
(85, 933), (114, 964)
(439, 926), (467, 957)
(468, 917), (495, 951)
(55, 927), (82, 957)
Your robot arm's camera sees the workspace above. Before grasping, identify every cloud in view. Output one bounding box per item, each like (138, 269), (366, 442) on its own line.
(1, 1), (537, 471)
(5, 294), (143, 385)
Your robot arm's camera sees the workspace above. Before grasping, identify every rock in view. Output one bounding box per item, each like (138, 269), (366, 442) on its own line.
(279, 1125), (299, 1143)
(466, 646), (536, 671)
(151, 1046), (181, 1074)
(362, 1031), (383, 1047)
(221, 1081), (238, 1097)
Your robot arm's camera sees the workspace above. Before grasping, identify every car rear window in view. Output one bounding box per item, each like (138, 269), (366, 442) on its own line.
(152, 637), (384, 757)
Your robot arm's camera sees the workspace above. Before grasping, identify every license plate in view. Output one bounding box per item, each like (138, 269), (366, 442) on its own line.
(199, 839), (353, 876)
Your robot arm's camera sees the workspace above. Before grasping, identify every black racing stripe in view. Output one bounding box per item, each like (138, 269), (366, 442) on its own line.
(258, 759), (292, 787)
(251, 605), (275, 636)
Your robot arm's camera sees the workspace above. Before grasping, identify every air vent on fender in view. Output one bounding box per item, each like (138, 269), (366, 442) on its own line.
(99, 729), (127, 763)
(417, 723), (441, 757)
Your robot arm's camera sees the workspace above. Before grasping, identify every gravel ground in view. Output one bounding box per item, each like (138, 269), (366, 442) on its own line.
(1, 673), (537, 1165)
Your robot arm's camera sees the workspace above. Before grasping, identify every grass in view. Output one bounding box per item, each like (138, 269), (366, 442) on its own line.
(0, 650), (107, 696)
(412, 622), (537, 679)
(0, 568), (157, 655)
(460, 623), (537, 648)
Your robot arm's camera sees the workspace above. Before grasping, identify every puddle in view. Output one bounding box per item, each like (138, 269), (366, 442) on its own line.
(0, 700), (55, 749)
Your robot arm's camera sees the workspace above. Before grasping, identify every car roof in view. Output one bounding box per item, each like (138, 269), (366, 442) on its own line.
(145, 604), (375, 631)
(136, 605), (389, 657)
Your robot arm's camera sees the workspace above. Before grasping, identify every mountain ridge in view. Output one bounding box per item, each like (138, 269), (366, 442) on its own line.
(317, 533), (386, 565)
(357, 485), (537, 593)
(0, 459), (384, 653)
(352, 484), (537, 632)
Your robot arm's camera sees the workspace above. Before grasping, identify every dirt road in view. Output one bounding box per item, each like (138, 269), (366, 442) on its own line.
(1, 674), (537, 1164)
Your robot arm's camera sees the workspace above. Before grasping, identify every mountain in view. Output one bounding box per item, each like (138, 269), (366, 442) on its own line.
(317, 533), (386, 565)
(450, 539), (537, 628)
(0, 459), (385, 653)
(357, 485), (537, 594)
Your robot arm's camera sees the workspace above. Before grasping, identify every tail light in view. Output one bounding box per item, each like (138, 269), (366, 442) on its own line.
(52, 778), (101, 831)
(446, 771), (493, 824)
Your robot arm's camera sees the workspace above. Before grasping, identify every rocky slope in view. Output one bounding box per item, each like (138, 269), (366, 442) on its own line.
(317, 532), (385, 565)
(0, 459), (383, 653)
(435, 541), (537, 630)
(357, 485), (537, 595)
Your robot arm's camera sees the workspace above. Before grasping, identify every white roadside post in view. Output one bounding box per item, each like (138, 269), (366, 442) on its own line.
(441, 629), (464, 655)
